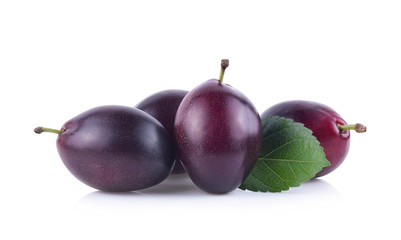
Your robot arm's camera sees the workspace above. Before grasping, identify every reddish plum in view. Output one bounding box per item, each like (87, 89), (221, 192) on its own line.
(261, 100), (366, 177)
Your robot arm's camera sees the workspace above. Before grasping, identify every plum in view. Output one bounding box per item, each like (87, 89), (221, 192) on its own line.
(34, 105), (175, 191)
(261, 100), (366, 177)
(136, 89), (188, 174)
(174, 60), (262, 194)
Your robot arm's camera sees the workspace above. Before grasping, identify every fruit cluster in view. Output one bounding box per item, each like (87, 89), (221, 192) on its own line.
(35, 60), (366, 194)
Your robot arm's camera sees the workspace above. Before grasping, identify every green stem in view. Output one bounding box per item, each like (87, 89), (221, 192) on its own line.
(219, 59), (229, 84)
(34, 127), (64, 135)
(338, 123), (366, 133)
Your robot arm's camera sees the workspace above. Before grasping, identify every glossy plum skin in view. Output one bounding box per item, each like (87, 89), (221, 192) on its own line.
(261, 100), (350, 177)
(136, 90), (188, 174)
(56, 105), (175, 192)
(175, 79), (262, 194)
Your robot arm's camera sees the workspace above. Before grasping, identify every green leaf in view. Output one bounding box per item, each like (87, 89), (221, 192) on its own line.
(239, 116), (330, 193)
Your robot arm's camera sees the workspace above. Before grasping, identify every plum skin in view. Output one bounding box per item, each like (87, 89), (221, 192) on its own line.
(175, 79), (262, 194)
(261, 100), (350, 177)
(56, 105), (175, 192)
(136, 89), (188, 174)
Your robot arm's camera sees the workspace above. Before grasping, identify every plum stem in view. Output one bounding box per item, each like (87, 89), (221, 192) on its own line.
(338, 123), (367, 133)
(34, 127), (64, 135)
(219, 59), (229, 84)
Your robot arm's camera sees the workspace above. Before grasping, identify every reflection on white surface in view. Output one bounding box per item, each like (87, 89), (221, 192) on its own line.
(78, 174), (207, 200)
(77, 175), (343, 216)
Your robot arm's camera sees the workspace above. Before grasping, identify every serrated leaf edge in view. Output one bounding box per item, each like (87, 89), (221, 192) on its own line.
(239, 116), (331, 193)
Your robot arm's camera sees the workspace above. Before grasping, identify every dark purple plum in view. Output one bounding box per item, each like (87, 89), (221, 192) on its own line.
(174, 60), (262, 194)
(261, 100), (366, 177)
(34, 105), (175, 192)
(136, 89), (188, 174)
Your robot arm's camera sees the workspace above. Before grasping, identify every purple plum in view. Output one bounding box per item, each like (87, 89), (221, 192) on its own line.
(136, 89), (188, 174)
(174, 60), (262, 194)
(35, 105), (175, 191)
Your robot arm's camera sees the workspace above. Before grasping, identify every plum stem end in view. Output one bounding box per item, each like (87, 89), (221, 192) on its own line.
(34, 127), (64, 135)
(219, 59), (229, 84)
(338, 123), (367, 133)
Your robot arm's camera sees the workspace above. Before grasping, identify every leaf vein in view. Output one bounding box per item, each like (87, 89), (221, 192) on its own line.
(262, 125), (303, 141)
(260, 159), (290, 184)
(248, 173), (271, 189)
(260, 158), (322, 164)
(288, 161), (296, 178)
(261, 138), (313, 159)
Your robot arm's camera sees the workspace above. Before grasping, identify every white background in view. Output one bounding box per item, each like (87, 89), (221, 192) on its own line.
(1, 1), (400, 239)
